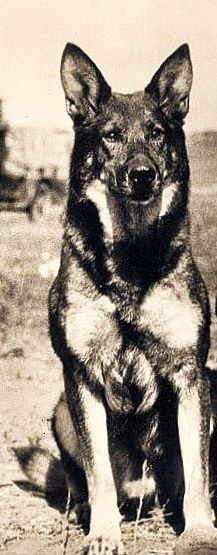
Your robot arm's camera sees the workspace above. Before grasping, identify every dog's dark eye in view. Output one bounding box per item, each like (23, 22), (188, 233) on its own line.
(102, 129), (121, 143)
(150, 127), (165, 145)
(104, 132), (116, 142)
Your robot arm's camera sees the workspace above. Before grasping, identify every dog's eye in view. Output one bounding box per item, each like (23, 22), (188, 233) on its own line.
(105, 132), (116, 142)
(150, 127), (165, 145)
(103, 129), (121, 143)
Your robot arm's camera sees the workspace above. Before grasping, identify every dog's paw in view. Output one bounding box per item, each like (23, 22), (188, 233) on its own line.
(86, 537), (125, 555)
(174, 526), (217, 554)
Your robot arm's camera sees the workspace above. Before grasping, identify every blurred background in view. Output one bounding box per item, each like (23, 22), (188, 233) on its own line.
(0, 2), (217, 553)
(1, 0), (217, 203)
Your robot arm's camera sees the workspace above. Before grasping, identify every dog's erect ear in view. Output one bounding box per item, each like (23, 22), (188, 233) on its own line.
(146, 44), (193, 124)
(61, 43), (111, 124)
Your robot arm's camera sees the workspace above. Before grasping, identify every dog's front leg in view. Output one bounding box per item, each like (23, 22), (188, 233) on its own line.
(174, 368), (217, 553)
(64, 375), (124, 555)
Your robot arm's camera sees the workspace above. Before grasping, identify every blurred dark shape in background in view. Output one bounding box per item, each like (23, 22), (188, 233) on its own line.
(0, 100), (72, 219)
(0, 99), (8, 174)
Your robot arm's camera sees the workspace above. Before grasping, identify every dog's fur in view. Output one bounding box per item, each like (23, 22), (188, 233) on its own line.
(48, 43), (217, 553)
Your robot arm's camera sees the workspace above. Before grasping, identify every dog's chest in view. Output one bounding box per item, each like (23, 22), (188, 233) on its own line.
(65, 283), (201, 414)
(105, 283), (201, 413)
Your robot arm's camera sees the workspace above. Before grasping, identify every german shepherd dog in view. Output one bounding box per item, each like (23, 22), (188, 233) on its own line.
(49, 43), (217, 554)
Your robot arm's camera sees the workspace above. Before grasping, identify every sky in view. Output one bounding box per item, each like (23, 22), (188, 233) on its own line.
(1, 0), (217, 133)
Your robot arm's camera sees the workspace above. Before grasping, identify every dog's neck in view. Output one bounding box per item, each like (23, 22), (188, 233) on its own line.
(106, 213), (190, 294)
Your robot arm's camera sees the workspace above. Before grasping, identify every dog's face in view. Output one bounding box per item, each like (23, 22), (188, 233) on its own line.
(61, 44), (193, 240)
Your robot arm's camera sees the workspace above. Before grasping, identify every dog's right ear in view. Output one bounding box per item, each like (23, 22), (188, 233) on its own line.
(61, 43), (111, 125)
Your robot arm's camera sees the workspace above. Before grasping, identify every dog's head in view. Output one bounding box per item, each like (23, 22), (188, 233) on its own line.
(61, 43), (192, 242)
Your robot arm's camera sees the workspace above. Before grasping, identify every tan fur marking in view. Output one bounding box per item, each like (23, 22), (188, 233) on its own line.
(178, 385), (212, 528)
(79, 387), (122, 545)
(66, 293), (121, 376)
(140, 285), (201, 349)
(123, 475), (156, 500)
(86, 180), (114, 243)
(159, 182), (179, 218)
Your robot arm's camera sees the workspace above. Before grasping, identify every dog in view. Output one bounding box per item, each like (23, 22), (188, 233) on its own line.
(48, 43), (217, 554)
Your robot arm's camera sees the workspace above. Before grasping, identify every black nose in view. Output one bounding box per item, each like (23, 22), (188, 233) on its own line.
(129, 167), (156, 201)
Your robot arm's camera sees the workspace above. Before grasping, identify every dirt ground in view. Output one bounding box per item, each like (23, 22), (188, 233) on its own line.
(0, 182), (216, 554)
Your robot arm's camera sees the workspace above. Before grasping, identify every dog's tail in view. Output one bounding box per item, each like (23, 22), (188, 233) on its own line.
(13, 445), (67, 500)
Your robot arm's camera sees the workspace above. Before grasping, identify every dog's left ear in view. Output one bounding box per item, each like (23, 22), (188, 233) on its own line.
(146, 44), (193, 124)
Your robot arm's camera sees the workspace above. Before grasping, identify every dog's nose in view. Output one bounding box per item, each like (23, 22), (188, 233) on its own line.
(129, 166), (156, 201)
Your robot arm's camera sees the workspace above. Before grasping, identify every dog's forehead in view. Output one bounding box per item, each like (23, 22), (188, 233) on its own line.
(101, 91), (159, 127)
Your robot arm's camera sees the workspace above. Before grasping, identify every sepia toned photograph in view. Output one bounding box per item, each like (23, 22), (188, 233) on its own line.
(1, 1), (217, 553)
